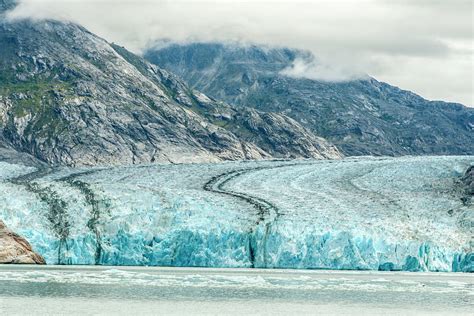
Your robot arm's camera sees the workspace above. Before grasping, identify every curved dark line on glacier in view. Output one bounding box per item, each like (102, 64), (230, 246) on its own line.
(58, 169), (109, 265)
(203, 166), (282, 224)
(10, 167), (109, 265)
(9, 166), (53, 184)
(202, 161), (320, 267)
(203, 167), (278, 268)
(9, 167), (72, 264)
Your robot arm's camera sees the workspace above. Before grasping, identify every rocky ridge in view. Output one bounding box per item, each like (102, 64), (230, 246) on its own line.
(145, 42), (474, 157)
(0, 2), (340, 167)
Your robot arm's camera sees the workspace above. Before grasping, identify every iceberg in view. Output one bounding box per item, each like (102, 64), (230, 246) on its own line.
(0, 156), (472, 271)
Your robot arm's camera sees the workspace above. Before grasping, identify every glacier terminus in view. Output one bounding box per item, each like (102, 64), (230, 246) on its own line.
(0, 156), (472, 272)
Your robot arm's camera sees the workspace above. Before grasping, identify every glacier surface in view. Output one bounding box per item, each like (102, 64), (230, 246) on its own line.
(0, 156), (472, 271)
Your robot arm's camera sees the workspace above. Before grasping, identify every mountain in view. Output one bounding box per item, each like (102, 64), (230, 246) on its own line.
(145, 43), (474, 156)
(0, 2), (340, 167)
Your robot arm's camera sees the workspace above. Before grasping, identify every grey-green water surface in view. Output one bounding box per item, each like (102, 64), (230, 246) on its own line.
(0, 266), (472, 315)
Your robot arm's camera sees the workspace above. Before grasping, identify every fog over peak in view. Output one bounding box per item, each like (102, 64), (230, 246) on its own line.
(5, 0), (473, 106)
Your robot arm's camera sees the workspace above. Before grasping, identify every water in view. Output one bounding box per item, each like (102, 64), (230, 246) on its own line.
(0, 266), (472, 315)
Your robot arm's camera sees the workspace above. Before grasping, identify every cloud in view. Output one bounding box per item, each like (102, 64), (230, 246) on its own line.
(280, 57), (369, 82)
(5, 0), (474, 106)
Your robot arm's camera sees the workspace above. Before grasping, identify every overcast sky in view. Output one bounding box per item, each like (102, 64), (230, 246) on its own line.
(7, 0), (474, 106)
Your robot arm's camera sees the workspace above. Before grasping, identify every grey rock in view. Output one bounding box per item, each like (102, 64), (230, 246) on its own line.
(0, 17), (341, 166)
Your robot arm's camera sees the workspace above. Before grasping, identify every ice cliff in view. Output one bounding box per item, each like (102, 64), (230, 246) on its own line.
(0, 156), (472, 271)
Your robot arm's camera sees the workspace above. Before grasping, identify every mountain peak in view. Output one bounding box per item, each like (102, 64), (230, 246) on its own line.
(145, 42), (474, 157)
(0, 17), (341, 166)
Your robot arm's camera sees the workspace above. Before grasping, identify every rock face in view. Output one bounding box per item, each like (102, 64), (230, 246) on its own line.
(145, 43), (474, 157)
(0, 3), (340, 167)
(0, 220), (45, 264)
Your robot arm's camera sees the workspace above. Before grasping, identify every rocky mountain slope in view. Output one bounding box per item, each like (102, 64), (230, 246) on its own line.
(0, 1), (340, 167)
(145, 43), (474, 156)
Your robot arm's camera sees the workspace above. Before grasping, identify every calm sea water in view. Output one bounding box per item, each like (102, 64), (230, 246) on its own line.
(0, 266), (472, 315)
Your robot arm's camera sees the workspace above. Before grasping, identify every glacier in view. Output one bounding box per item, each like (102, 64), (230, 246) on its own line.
(0, 156), (472, 271)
